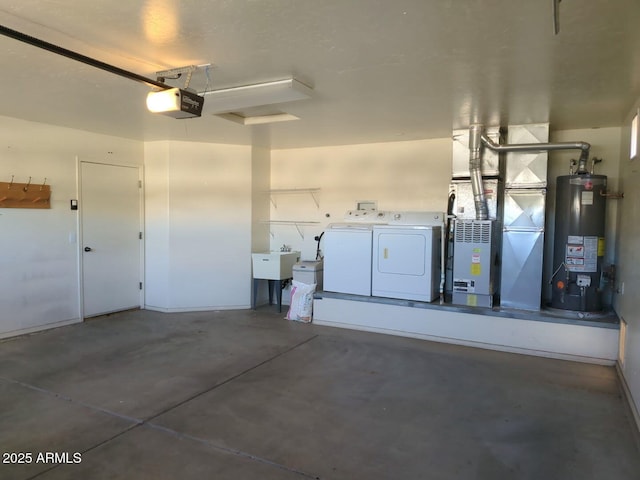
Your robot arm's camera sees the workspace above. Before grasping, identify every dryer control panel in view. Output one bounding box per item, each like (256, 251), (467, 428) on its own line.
(342, 210), (445, 226)
(343, 210), (391, 223)
(387, 211), (444, 226)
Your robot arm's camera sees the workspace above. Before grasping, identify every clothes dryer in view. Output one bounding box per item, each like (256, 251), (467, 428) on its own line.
(371, 212), (443, 302)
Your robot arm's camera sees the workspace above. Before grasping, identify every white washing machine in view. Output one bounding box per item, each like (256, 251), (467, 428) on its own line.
(372, 212), (443, 302)
(323, 210), (391, 296)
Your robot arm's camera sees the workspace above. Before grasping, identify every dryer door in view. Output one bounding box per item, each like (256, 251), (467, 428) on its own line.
(376, 233), (426, 276)
(372, 226), (440, 302)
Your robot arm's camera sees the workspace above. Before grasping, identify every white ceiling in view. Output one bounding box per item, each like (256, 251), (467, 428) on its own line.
(1, 1), (639, 149)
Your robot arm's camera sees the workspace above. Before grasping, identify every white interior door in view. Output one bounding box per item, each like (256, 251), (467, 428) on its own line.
(81, 162), (142, 317)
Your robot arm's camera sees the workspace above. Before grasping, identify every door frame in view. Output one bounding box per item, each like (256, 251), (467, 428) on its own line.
(76, 157), (145, 320)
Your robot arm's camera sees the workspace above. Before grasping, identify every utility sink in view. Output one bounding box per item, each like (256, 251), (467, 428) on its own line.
(252, 251), (300, 280)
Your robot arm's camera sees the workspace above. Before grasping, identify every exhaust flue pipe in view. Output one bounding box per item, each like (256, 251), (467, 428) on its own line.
(469, 125), (489, 220)
(467, 125), (591, 220)
(480, 131), (591, 172)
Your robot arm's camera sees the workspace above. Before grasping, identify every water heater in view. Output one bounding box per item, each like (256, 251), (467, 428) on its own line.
(551, 174), (607, 312)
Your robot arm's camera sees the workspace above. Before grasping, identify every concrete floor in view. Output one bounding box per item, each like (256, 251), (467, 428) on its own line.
(0, 308), (638, 480)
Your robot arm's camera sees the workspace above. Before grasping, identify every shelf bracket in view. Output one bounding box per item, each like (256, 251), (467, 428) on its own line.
(260, 220), (320, 240)
(268, 188), (320, 210)
(309, 191), (319, 208)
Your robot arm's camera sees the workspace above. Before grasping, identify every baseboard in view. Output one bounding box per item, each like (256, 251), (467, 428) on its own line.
(313, 296), (619, 365)
(144, 304), (251, 313)
(616, 361), (640, 451)
(316, 318), (617, 366)
(0, 318), (82, 341)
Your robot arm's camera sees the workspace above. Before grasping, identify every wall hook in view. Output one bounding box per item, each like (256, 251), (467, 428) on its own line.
(23, 176), (32, 192)
(40, 178), (47, 191)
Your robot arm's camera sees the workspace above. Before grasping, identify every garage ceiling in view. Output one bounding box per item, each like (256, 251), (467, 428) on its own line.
(1, 1), (639, 149)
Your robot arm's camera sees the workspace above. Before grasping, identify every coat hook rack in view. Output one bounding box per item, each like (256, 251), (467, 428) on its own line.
(0, 175), (51, 209)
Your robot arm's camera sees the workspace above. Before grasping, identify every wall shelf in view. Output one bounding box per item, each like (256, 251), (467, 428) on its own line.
(269, 188), (320, 209)
(261, 220), (320, 239)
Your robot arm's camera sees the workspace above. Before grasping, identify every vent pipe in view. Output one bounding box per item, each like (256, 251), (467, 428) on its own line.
(479, 131), (591, 171)
(467, 125), (592, 219)
(469, 125), (489, 220)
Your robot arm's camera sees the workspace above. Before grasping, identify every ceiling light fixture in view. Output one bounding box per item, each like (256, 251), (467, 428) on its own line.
(216, 112), (300, 125)
(146, 87), (204, 118)
(200, 79), (312, 114)
(631, 110), (638, 161)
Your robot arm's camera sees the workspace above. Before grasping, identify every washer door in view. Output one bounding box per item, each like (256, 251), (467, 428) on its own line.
(323, 228), (373, 295)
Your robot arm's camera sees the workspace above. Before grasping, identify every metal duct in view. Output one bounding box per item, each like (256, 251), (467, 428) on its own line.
(467, 124), (590, 221)
(469, 125), (489, 220)
(480, 132), (590, 169)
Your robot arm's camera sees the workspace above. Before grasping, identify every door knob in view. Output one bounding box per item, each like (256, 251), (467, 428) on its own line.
(84, 247), (92, 252)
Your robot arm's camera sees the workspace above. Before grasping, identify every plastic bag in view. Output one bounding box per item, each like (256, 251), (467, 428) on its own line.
(286, 280), (316, 323)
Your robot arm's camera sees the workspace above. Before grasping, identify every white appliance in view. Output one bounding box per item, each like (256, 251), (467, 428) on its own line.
(323, 210), (391, 296)
(372, 212), (443, 302)
(452, 219), (496, 308)
(293, 260), (323, 289)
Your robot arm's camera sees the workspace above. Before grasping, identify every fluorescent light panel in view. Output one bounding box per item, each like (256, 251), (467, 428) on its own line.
(201, 78), (312, 114)
(216, 112), (300, 125)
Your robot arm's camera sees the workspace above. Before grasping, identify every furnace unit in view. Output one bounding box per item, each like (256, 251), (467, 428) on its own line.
(452, 220), (497, 308)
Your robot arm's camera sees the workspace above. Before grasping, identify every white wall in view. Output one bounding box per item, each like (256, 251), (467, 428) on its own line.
(270, 138), (452, 259)
(615, 99), (640, 424)
(0, 115), (143, 338)
(251, 145), (271, 254)
(144, 141), (171, 310)
(144, 140), (253, 311)
(250, 145), (273, 306)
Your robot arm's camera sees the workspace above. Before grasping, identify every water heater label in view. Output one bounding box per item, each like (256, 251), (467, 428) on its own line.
(581, 191), (594, 205)
(566, 257), (584, 266)
(567, 245), (584, 257)
(565, 236), (598, 272)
